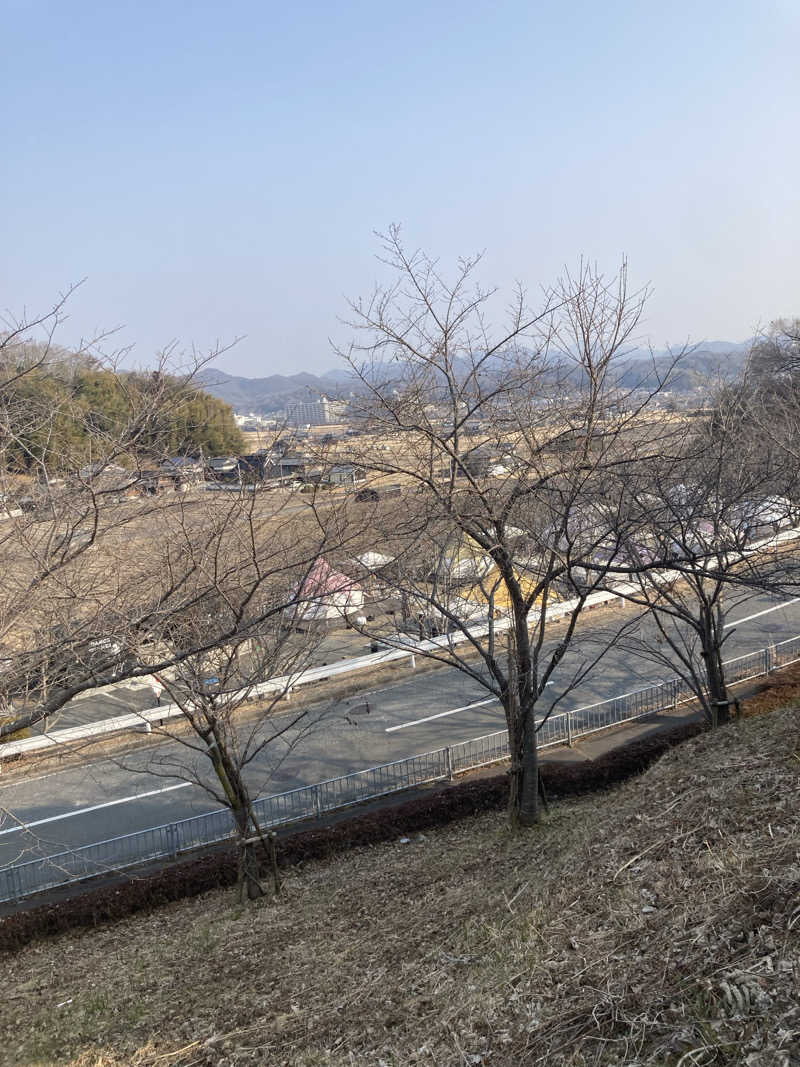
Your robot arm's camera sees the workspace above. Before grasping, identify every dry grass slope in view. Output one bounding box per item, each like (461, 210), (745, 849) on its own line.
(1, 705), (798, 1067)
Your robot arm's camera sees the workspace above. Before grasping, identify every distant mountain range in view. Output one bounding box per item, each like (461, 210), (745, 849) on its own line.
(615, 341), (751, 392)
(196, 368), (354, 413)
(199, 341), (753, 413)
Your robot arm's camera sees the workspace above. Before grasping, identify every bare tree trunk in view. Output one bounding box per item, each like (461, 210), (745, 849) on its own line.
(506, 624), (540, 827)
(703, 644), (731, 726)
(506, 708), (524, 829)
(231, 805), (266, 901)
(206, 728), (266, 899)
(236, 844), (247, 906)
(700, 606), (731, 727)
(505, 649), (540, 827)
(267, 831), (281, 895)
(242, 794), (281, 897)
(518, 704), (540, 826)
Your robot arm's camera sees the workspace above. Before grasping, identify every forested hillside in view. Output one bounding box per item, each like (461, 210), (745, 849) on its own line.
(1, 345), (244, 470)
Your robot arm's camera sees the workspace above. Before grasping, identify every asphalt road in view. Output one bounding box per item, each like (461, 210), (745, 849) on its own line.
(38, 623), (376, 733)
(2, 589), (799, 871)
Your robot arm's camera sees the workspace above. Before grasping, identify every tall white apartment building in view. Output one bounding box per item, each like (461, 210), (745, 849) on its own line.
(285, 396), (345, 426)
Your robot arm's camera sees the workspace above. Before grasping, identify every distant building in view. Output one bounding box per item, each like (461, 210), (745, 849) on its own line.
(287, 557), (364, 623)
(161, 456), (205, 487)
(326, 464), (366, 487)
(236, 452), (272, 481)
(285, 396), (346, 426)
(234, 412), (276, 430)
(204, 456), (240, 482)
(272, 453), (306, 479)
(75, 463), (141, 498)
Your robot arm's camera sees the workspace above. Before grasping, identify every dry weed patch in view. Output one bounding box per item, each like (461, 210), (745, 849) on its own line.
(1, 707), (798, 1066)
(740, 663), (800, 720)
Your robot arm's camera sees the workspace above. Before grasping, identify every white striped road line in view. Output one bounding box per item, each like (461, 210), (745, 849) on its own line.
(0, 781), (192, 837)
(724, 598), (800, 629)
(385, 697), (499, 732)
(385, 683), (553, 732)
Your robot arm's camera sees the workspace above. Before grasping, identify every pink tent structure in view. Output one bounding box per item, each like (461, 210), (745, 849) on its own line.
(290, 557), (365, 622)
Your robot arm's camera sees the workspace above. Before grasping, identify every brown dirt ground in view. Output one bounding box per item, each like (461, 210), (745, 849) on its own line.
(0, 697), (797, 1065)
(740, 662), (800, 719)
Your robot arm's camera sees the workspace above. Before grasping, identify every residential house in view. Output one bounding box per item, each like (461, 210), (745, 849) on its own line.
(287, 557), (365, 623)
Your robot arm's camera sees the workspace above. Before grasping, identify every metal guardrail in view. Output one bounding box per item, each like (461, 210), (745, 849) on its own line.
(0, 589), (621, 763)
(4, 523), (799, 763)
(2, 629), (799, 904)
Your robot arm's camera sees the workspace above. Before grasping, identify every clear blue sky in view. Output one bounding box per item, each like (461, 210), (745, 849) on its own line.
(2, 0), (798, 375)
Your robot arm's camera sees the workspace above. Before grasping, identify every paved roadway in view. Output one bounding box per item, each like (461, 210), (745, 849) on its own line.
(38, 624), (377, 733)
(2, 590), (800, 871)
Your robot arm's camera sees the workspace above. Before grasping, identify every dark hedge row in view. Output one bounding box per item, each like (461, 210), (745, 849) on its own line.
(0, 719), (703, 954)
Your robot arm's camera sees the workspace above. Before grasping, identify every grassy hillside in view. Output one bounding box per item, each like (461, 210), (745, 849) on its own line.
(2, 706), (798, 1066)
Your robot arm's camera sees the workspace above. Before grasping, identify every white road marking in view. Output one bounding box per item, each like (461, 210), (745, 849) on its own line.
(386, 683), (553, 732)
(0, 781), (192, 837)
(386, 697), (498, 731)
(724, 598), (800, 629)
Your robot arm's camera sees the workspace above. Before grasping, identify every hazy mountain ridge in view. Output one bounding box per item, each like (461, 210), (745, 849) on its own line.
(196, 368), (352, 413)
(614, 342), (751, 392)
(200, 340), (752, 412)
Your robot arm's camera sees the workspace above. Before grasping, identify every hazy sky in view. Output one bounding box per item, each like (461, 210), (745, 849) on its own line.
(2, 1), (798, 376)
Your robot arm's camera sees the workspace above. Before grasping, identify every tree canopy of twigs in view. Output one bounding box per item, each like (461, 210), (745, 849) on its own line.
(592, 401), (799, 725)
(0, 296), (343, 741)
(333, 227), (691, 827)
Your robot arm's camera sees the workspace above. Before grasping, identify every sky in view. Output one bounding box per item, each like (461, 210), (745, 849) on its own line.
(2, 0), (799, 377)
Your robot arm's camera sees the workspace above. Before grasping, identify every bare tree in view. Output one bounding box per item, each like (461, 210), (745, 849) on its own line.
(715, 318), (800, 483)
(602, 392), (798, 725)
(0, 298), (353, 743)
(131, 602), (334, 900)
(334, 229), (686, 827)
(96, 482), (373, 899)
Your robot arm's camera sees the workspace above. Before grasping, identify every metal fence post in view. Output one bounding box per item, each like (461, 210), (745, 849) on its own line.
(445, 745), (453, 780)
(166, 823), (178, 857)
(566, 711), (573, 747)
(312, 785), (322, 819)
(7, 865), (24, 902)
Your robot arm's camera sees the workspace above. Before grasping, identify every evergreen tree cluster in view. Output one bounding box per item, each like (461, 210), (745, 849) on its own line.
(1, 353), (244, 472)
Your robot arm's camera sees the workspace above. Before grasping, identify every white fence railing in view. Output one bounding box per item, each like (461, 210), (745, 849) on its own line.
(2, 630), (799, 905)
(4, 524), (799, 764)
(0, 589), (621, 763)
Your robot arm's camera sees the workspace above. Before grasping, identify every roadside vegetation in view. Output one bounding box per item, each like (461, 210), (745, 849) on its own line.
(1, 695), (797, 1066)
